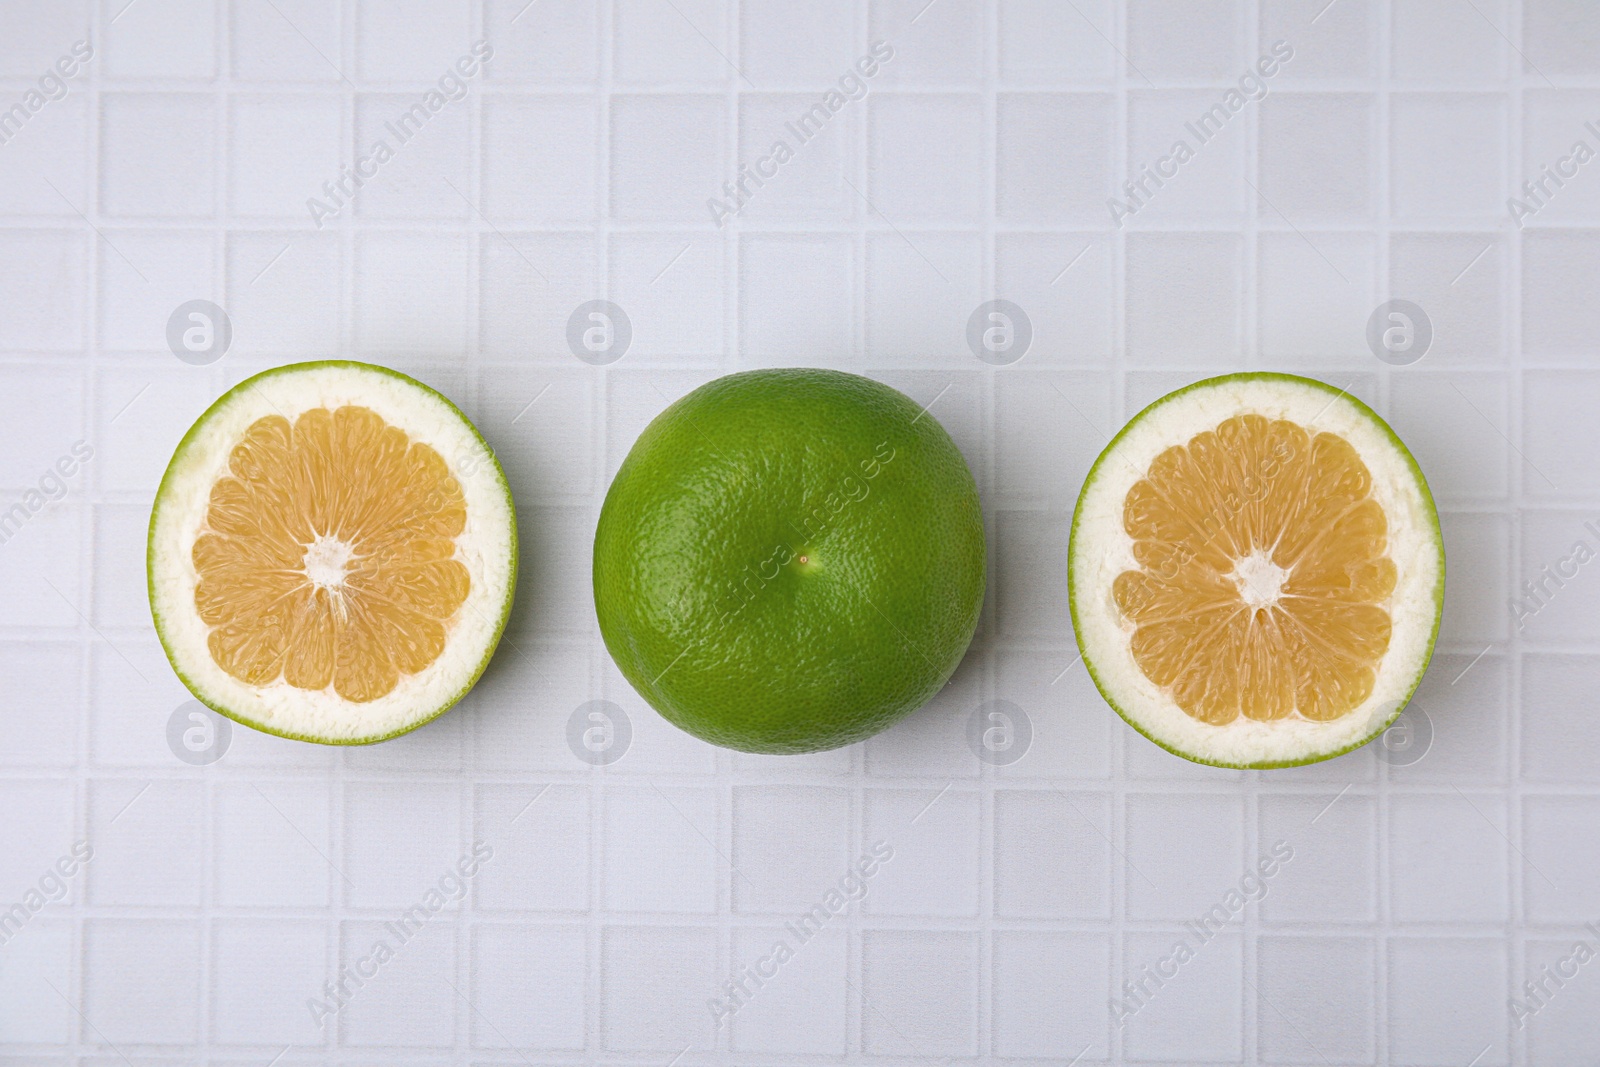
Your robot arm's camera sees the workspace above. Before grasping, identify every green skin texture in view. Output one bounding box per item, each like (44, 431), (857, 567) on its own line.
(594, 369), (986, 754)
(147, 360), (518, 746)
(1068, 372), (1446, 770)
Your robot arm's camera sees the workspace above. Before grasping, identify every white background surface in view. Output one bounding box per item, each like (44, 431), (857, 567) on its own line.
(1, 0), (1598, 1063)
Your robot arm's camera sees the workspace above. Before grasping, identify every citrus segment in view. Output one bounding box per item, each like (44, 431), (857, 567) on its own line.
(1069, 373), (1444, 769)
(193, 406), (470, 703)
(1112, 414), (1396, 726)
(149, 362), (517, 745)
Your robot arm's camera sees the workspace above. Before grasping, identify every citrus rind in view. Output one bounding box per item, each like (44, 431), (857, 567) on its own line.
(1068, 372), (1444, 769)
(593, 368), (986, 754)
(148, 361), (517, 745)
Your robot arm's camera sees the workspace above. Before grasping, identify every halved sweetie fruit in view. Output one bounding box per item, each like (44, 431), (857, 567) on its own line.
(148, 361), (516, 744)
(1069, 372), (1444, 769)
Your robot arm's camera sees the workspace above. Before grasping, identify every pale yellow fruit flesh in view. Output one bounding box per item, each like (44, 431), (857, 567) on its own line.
(1111, 414), (1397, 727)
(193, 405), (470, 704)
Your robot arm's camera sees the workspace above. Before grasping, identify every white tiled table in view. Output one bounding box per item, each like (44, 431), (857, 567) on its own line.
(1, 0), (1597, 1063)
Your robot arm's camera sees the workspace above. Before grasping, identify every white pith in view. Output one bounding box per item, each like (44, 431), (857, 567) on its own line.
(1070, 376), (1442, 767)
(303, 533), (354, 591)
(149, 363), (515, 743)
(1230, 550), (1288, 610)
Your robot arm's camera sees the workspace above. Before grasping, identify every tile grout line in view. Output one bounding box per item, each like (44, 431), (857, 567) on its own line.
(1506, 3), (1528, 1063)
(331, 4), (354, 1058)
(849, 0), (867, 1054)
(1110, 1), (1130, 1061)
(73, 0), (106, 1059)
(850, 10), (864, 1062)
(460, 21), (491, 1034)
(979, 0), (998, 1060)
(591, 0), (617, 1058)
(2, 215), (1578, 233)
(197, 0), (231, 1058)
(459, 0), (483, 1044)
(1242, 0), (1262, 1062)
(724, 0), (740, 384)
(715, 4), (739, 1046)
(1376, 0), (1395, 1061)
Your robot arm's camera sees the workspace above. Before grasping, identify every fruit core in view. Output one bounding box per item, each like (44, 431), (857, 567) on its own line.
(302, 533), (354, 590)
(191, 405), (471, 703)
(1111, 414), (1396, 726)
(1229, 550), (1287, 609)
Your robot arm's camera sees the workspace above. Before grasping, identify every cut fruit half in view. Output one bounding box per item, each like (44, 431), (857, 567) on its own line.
(1069, 373), (1444, 769)
(149, 361), (517, 744)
